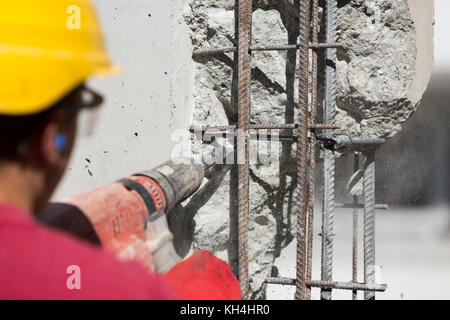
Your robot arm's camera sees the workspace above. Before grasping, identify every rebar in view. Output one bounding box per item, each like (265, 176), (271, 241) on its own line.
(189, 123), (340, 132)
(265, 277), (387, 292)
(335, 137), (386, 146)
(192, 43), (344, 55)
(305, 0), (319, 300)
(295, 0), (311, 301)
(252, 43), (343, 51)
(335, 203), (389, 210)
(352, 152), (360, 300)
(237, 0), (252, 299)
(320, 0), (337, 301)
(363, 151), (376, 300)
(197, 132), (297, 142)
(189, 0), (388, 301)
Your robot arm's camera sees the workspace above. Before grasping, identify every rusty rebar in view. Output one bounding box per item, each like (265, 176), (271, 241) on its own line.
(189, 123), (341, 132)
(321, 0), (337, 300)
(305, 0), (319, 300)
(295, 0), (311, 301)
(363, 151), (376, 300)
(352, 152), (360, 300)
(236, 0), (252, 299)
(265, 277), (387, 292)
(252, 43), (344, 50)
(188, 0), (389, 301)
(196, 131), (297, 142)
(192, 43), (344, 55)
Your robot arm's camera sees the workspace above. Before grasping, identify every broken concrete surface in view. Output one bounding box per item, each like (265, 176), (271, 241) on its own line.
(334, 0), (434, 139)
(182, 0), (434, 298)
(182, 2), (298, 299)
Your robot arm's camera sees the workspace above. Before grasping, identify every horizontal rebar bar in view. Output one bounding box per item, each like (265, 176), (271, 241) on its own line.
(190, 125), (237, 132)
(335, 202), (389, 210)
(193, 43), (344, 55)
(192, 132), (298, 142)
(311, 124), (341, 129)
(335, 137), (386, 146)
(265, 277), (387, 292)
(252, 42), (344, 50)
(189, 123), (341, 132)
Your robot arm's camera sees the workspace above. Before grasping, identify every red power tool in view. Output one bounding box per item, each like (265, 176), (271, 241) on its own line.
(38, 157), (211, 274)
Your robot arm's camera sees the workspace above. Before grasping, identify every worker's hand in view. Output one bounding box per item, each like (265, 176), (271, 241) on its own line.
(162, 250), (241, 300)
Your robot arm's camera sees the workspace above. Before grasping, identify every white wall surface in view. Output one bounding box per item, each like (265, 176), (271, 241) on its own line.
(55, 0), (194, 197)
(434, 0), (450, 71)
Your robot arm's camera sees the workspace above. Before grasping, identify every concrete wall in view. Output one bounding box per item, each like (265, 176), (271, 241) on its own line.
(55, 0), (194, 197)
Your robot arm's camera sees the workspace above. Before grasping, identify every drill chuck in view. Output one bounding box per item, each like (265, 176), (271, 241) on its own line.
(136, 158), (204, 213)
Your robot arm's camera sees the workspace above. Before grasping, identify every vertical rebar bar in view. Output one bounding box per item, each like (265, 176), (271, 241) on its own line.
(305, 0), (319, 300)
(363, 151), (376, 300)
(237, 0), (252, 299)
(295, 0), (311, 301)
(352, 152), (360, 300)
(320, 0), (337, 300)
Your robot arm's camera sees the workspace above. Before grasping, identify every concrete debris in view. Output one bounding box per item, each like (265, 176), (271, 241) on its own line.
(333, 0), (433, 139)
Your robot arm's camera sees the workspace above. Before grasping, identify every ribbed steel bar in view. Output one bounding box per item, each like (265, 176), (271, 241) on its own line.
(194, 47), (236, 55)
(352, 152), (360, 300)
(321, 0), (337, 300)
(198, 132), (298, 142)
(252, 43), (343, 50)
(295, 0), (311, 301)
(335, 203), (389, 210)
(305, 0), (319, 300)
(189, 123), (341, 132)
(265, 277), (387, 292)
(192, 43), (344, 55)
(236, 0), (252, 299)
(335, 137), (386, 146)
(363, 151), (376, 300)
(190, 125), (237, 132)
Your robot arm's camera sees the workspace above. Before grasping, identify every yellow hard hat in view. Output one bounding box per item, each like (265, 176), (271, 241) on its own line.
(0, 0), (120, 116)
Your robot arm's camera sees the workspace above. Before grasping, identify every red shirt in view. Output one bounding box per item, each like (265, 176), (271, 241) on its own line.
(0, 203), (178, 300)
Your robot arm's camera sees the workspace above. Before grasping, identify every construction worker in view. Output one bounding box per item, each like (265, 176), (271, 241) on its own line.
(0, 0), (240, 299)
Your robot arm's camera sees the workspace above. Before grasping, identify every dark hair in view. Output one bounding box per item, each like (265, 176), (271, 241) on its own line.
(0, 85), (82, 159)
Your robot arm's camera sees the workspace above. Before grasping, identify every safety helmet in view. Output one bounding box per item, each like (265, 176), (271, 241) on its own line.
(0, 0), (119, 116)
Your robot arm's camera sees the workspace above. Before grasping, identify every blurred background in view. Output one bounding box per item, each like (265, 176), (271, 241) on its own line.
(268, 0), (450, 300)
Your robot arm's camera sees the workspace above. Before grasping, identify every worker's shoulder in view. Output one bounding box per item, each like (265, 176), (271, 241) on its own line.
(0, 208), (175, 299)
